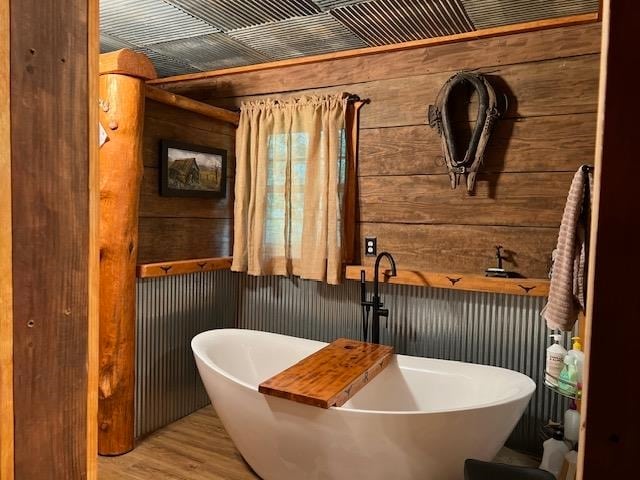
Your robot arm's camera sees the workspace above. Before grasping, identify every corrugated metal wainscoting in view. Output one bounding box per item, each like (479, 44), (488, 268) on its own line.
(135, 270), (566, 454)
(236, 274), (568, 454)
(135, 270), (238, 438)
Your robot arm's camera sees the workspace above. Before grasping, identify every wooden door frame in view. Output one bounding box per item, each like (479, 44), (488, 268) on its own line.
(579, 0), (639, 477)
(1, 0), (635, 478)
(88, 0), (100, 477)
(0, 0), (98, 478)
(0, 0), (14, 478)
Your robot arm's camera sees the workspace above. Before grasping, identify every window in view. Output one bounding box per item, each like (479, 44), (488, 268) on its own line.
(232, 93), (357, 284)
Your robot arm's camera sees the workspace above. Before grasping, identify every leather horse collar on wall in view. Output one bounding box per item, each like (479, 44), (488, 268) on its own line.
(428, 72), (500, 193)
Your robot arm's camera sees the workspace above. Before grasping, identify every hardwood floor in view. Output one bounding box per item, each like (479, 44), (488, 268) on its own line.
(99, 406), (258, 480)
(99, 405), (539, 479)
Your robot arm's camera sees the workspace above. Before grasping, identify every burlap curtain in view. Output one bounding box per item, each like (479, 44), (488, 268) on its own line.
(231, 93), (353, 285)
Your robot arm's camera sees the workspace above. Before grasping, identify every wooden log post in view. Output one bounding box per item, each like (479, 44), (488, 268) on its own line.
(98, 50), (156, 455)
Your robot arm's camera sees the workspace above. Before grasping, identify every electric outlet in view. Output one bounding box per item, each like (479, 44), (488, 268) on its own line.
(364, 237), (377, 257)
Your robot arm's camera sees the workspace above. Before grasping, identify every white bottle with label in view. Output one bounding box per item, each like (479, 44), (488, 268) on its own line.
(545, 333), (567, 387)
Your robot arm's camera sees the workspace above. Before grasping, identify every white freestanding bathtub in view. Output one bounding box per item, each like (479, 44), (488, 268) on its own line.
(192, 329), (535, 480)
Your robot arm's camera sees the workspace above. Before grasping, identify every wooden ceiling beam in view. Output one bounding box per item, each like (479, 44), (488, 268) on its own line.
(145, 85), (240, 125)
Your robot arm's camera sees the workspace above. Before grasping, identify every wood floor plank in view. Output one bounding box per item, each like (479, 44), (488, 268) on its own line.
(99, 406), (258, 480)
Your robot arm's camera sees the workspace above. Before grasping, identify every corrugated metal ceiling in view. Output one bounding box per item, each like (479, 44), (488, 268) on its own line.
(461, 0), (599, 29)
(228, 13), (367, 59)
(150, 33), (271, 70)
(167, 0), (321, 31)
(99, 0), (599, 78)
(331, 0), (474, 46)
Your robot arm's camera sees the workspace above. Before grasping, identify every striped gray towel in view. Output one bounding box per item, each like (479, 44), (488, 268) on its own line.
(542, 167), (593, 331)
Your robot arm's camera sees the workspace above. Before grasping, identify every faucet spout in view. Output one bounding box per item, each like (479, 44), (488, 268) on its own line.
(373, 252), (397, 299)
(369, 252), (397, 344)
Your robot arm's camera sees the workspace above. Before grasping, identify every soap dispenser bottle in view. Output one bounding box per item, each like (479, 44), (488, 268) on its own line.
(566, 336), (585, 385)
(545, 333), (567, 387)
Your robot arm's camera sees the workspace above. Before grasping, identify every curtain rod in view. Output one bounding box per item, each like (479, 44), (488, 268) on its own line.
(346, 94), (370, 103)
(229, 93), (369, 112)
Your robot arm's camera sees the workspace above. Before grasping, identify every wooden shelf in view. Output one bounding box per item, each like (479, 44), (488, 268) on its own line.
(137, 256), (233, 278)
(259, 338), (393, 409)
(346, 266), (550, 297)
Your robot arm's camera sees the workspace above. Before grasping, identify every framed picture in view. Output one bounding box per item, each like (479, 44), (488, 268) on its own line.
(160, 140), (227, 198)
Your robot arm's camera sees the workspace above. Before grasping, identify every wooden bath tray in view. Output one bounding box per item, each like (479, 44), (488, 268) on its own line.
(258, 338), (394, 408)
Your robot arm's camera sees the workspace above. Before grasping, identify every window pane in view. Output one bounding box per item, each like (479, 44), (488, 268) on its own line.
(265, 129), (347, 260)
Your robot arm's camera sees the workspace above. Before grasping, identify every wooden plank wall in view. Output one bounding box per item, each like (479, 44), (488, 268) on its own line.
(9, 0), (92, 478)
(161, 22), (601, 278)
(139, 100), (236, 263)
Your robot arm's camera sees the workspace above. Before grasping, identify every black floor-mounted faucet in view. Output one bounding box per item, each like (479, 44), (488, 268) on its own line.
(360, 252), (397, 344)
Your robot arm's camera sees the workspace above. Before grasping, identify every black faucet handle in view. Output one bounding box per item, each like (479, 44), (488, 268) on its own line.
(378, 308), (389, 317)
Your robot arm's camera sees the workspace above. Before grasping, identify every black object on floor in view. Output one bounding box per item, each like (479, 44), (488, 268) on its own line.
(464, 459), (555, 480)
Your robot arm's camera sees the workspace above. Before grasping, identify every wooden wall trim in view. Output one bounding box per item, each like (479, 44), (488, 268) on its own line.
(579, 0), (639, 477)
(137, 256), (233, 278)
(0, 0), (13, 476)
(346, 266), (550, 297)
(87, 0), (99, 477)
(149, 12), (599, 86)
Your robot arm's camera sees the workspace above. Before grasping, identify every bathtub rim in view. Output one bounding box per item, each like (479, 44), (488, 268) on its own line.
(192, 328), (536, 416)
